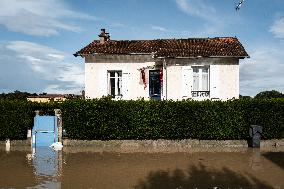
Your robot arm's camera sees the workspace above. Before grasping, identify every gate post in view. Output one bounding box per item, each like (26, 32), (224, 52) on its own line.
(35, 110), (40, 116)
(54, 109), (62, 143)
(32, 110), (40, 149)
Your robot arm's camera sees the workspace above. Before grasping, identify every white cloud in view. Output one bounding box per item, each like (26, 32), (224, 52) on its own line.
(0, 41), (84, 94)
(174, 0), (234, 36)
(240, 45), (284, 96)
(151, 25), (169, 32)
(269, 18), (284, 38)
(175, 0), (217, 22)
(0, 0), (96, 36)
(111, 22), (126, 28)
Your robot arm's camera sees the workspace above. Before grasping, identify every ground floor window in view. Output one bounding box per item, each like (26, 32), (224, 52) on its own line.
(108, 70), (122, 97)
(192, 66), (209, 91)
(192, 66), (209, 98)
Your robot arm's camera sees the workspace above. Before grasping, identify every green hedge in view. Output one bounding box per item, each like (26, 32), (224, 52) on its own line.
(1, 99), (283, 140)
(0, 100), (32, 140)
(0, 100), (59, 140)
(61, 98), (284, 140)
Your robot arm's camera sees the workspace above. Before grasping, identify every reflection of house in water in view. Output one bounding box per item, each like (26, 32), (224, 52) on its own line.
(27, 94), (82, 103)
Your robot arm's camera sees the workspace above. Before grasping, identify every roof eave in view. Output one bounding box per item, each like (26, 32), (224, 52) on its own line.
(208, 55), (250, 59)
(156, 55), (250, 59)
(74, 52), (153, 57)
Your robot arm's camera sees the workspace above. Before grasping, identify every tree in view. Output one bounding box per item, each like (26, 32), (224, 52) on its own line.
(239, 95), (252, 99)
(0, 91), (37, 100)
(255, 90), (284, 99)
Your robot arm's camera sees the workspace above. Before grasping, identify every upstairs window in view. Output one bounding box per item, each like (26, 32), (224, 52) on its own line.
(192, 66), (209, 91)
(108, 71), (122, 97)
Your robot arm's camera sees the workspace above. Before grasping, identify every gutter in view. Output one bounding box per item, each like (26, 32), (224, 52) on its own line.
(156, 55), (250, 59)
(74, 52), (153, 57)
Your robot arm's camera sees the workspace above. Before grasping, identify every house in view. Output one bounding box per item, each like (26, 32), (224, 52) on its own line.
(27, 94), (68, 103)
(74, 29), (249, 100)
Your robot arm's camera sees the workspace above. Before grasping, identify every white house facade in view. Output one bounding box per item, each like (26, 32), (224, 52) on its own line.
(75, 29), (249, 101)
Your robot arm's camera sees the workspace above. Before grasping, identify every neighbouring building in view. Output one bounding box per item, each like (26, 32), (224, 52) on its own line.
(74, 29), (249, 101)
(27, 94), (68, 103)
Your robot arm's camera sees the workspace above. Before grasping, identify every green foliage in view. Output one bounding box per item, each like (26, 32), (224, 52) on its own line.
(61, 98), (284, 140)
(0, 100), (33, 140)
(1, 98), (283, 140)
(0, 100), (59, 140)
(239, 95), (252, 100)
(255, 90), (284, 99)
(0, 90), (37, 100)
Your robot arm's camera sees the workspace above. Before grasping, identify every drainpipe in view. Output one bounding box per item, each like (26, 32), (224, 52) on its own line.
(163, 58), (167, 100)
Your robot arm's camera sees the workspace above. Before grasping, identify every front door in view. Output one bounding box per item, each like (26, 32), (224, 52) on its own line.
(149, 70), (161, 100)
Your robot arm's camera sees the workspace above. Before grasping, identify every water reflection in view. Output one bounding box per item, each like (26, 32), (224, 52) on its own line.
(249, 149), (263, 171)
(0, 150), (36, 188)
(263, 152), (284, 170)
(0, 147), (284, 189)
(28, 147), (62, 189)
(134, 163), (272, 189)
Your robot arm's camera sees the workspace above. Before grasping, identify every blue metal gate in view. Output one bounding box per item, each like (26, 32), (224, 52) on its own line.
(32, 115), (58, 147)
(31, 115), (61, 188)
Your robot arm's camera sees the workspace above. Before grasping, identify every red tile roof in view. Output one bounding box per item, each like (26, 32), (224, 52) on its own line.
(74, 37), (249, 58)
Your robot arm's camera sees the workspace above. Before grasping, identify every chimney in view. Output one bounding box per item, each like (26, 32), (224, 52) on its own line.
(98, 28), (110, 44)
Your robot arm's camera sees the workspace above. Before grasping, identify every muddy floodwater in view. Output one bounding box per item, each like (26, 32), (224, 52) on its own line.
(0, 147), (284, 189)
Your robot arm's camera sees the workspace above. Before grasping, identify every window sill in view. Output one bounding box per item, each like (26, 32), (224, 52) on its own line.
(191, 91), (210, 98)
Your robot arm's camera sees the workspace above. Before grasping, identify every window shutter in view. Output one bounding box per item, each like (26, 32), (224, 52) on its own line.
(182, 67), (192, 98)
(122, 72), (130, 100)
(107, 71), (111, 95)
(210, 65), (219, 99)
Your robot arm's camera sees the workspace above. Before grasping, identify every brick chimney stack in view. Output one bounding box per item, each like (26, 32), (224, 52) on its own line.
(98, 28), (110, 44)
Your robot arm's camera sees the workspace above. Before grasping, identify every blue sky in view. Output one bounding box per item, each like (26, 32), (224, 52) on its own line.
(0, 0), (284, 96)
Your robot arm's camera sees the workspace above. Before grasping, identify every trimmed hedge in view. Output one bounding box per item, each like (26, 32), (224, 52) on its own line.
(0, 100), (33, 140)
(61, 98), (284, 140)
(1, 98), (283, 140)
(0, 100), (59, 140)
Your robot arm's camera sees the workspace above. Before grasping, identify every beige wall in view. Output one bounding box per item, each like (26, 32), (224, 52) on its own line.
(27, 98), (51, 103)
(218, 64), (239, 100)
(85, 62), (156, 100)
(85, 56), (240, 101)
(164, 66), (183, 100)
(164, 58), (239, 100)
(27, 97), (67, 103)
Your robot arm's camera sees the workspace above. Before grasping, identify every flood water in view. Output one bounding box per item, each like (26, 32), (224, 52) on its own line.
(1, 147), (284, 189)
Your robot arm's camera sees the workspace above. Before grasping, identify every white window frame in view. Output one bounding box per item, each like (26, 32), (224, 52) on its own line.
(192, 66), (209, 92)
(107, 70), (122, 98)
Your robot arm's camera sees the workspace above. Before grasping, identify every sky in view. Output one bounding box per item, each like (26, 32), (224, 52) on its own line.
(0, 0), (284, 96)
